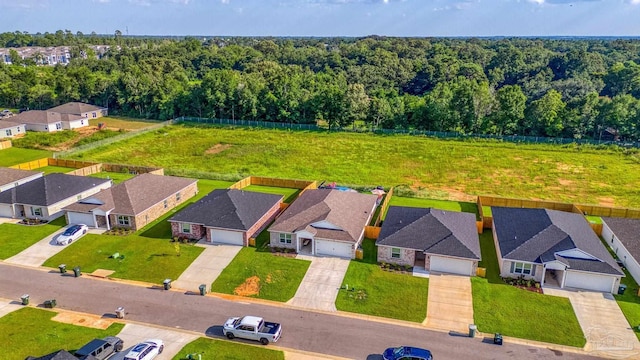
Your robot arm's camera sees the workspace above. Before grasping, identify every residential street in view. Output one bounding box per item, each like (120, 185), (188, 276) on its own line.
(0, 263), (603, 360)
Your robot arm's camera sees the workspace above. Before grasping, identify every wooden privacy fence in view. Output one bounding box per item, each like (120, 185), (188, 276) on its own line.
(0, 140), (11, 149)
(10, 158), (49, 170)
(575, 204), (640, 219)
(229, 176), (317, 204)
(371, 187), (394, 227)
(364, 226), (381, 239)
(10, 157), (164, 177)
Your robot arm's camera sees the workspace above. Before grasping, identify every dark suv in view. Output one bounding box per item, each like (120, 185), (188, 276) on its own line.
(74, 336), (124, 360)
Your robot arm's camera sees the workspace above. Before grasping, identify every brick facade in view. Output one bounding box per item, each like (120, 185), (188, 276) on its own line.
(243, 201), (282, 246)
(269, 231), (297, 250)
(170, 222), (206, 240)
(377, 245), (415, 266)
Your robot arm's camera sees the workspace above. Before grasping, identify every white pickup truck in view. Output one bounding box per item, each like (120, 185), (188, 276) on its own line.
(223, 315), (282, 345)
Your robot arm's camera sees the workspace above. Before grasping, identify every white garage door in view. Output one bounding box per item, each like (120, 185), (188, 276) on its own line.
(0, 204), (13, 218)
(565, 271), (615, 293)
(316, 240), (352, 258)
(66, 212), (95, 227)
(210, 229), (244, 245)
(430, 256), (474, 276)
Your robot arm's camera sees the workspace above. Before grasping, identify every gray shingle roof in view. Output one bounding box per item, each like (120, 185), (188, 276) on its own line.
(376, 206), (481, 260)
(492, 207), (623, 275)
(269, 189), (378, 243)
(602, 217), (640, 264)
(0, 167), (42, 189)
(0, 119), (25, 129)
(48, 102), (105, 115)
(0, 173), (110, 206)
(10, 110), (84, 125)
(169, 189), (283, 230)
(25, 350), (78, 360)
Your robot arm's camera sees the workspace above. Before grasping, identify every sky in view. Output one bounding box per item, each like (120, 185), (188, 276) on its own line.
(1, 0), (639, 37)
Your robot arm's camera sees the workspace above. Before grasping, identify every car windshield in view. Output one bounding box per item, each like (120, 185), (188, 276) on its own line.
(131, 343), (149, 352)
(63, 226), (80, 236)
(393, 347), (407, 356)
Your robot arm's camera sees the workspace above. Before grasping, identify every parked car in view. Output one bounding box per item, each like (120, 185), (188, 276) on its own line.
(223, 315), (282, 345)
(57, 224), (88, 245)
(123, 339), (164, 360)
(74, 336), (124, 360)
(383, 346), (433, 360)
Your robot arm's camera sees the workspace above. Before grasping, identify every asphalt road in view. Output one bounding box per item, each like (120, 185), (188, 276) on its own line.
(0, 263), (602, 360)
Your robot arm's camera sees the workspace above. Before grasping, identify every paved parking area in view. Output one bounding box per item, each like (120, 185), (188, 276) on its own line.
(110, 323), (199, 360)
(5, 227), (104, 267)
(287, 255), (349, 312)
(544, 288), (640, 357)
(173, 242), (242, 293)
(425, 274), (474, 333)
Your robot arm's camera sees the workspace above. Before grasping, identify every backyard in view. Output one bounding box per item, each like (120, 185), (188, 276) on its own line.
(242, 185), (301, 203)
(66, 125), (640, 206)
(0, 307), (124, 360)
(0, 147), (50, 166)
(0, 217), (66, 260)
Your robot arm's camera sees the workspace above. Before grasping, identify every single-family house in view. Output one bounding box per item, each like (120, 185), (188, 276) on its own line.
(0, 167), (43, 193)
(25, 349), (78, 360)
(168, 189), (283, 246)
(602, 217), (640, 284)
(63, 173), (197, 230)
(376, 206), (481, 276)
(0, 119), (26, 138)
(0, 173), (111, 221)
(492, 207), (624, 293)
(49, 102), (108, 119)
(9, 110), (88, 132)
(268, 189), (378, 258)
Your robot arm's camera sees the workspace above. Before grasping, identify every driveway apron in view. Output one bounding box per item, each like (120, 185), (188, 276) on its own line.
(544, 288), (640, 358)
(287, 255), (349, 312)
(5, 227), (105, 267)
(425, 274), (474, 333)
(109, 323), (199, 360)
(172, 242), (242, 293)
(0, 298), (23, 318)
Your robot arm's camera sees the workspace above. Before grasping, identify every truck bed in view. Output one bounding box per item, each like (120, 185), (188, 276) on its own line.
(260, 321), (281, 334)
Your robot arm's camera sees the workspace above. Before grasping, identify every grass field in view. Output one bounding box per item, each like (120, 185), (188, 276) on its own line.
(242, 185), (301, 203)
(90, 116), (161, 130)
(0, 147), (50, 166)
(36, 165), (75, 174)
(388, 196), (478, 219)
(68, 125), (640, 207)
(88, 171), (136, 184)
(0, 307), (124, 360)
(172, 337), (284, 360)
(0, 217), (66, 260)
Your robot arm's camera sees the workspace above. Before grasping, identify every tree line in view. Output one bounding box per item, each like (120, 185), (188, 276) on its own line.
(2, 32), (640, 140)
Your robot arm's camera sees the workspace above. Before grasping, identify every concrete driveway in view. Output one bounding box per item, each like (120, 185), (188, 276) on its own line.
(5, 227), (105, 267)
(544, 288), (640, 358)
(110, 323), (198, 360)
(287, 255), (349, 312)
(172, 241), (242, 293)
(0, 298), (23, 318)
(425, 274), (474, 333)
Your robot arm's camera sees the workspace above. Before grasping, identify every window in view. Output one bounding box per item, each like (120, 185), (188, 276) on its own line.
(181, 223), (191, 233)
(117, 215), (130, 226)
(163, 199), (168, 209)
(55, 123), (62, 130)
(92, 112), (97, 118)
(176, 192), (181, 201)
(513, 262), (532, 275)
(5, 129), (11, 136)
(279, 233), (292, 244)
(31, 207), (43, 217)
(391, 248), (401, 259)
(80, 119), (84, 125)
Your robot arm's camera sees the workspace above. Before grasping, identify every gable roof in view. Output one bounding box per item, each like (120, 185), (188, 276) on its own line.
(25, 350), (79, 360)
(492, 207), (622, 275)
(376, 206), (481, 260)
(602, 217), (640, 264)
(169, 189), (283, 230)
(269, 189), (378, 243)
(63, 173), (196, 216)
(10, 110), (84, 125)
(48, 102), (105, 115)
(0, 173), (111, 206)
(0, 119), (25, 129)
(0, 167), (42, 189)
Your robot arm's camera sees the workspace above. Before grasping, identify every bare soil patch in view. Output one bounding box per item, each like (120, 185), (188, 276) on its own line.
(52, 312), (114, 329)
(234, 275), (261, 297)
(205, 143), (232, 155)
(598, 197), (615, 207)
(558, 179), (573, 186)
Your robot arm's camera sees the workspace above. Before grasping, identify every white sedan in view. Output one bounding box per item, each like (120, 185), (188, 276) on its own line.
(123, 339), (164, 360)
(56, 224), (88, 245)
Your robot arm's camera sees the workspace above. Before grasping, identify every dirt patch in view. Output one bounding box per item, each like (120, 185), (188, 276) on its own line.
(47, 126), (109, 152)
(205, 143), (232, 155)
(558, 179), (573, 186)
(52, 311), (114, 329)
(598, 197), (616, 207)
(234, 276), (261, 297)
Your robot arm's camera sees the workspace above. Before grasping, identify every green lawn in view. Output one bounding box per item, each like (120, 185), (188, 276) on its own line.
(614, 266), (640, 340)
(336, 261), (429, 322)
(43, 234), (203, 284)
(387, 196), (478, 219)
(138, 179), (233, 239)
(88, 171), (136, 184)
(172, 337), (284, 360)
(481, 206), (493, 217)
(0, 217), (66, 260)
(358, 238), (378, 264)
(12, 130), (78, 149)
(210, 248), (310, 302)
(90, 116), (161, 130)
(36, 165), (76, 174)
(0, 147), (50, 166)
(585, 215), (603, 224)
(67, 125), (640, 206)
(242, 185), (301, 203)
(472, 231), (585, 347)
(0, 307), (124, 360)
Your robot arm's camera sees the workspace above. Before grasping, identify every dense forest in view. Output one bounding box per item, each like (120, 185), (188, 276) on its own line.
(2, 31), (640, 140)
